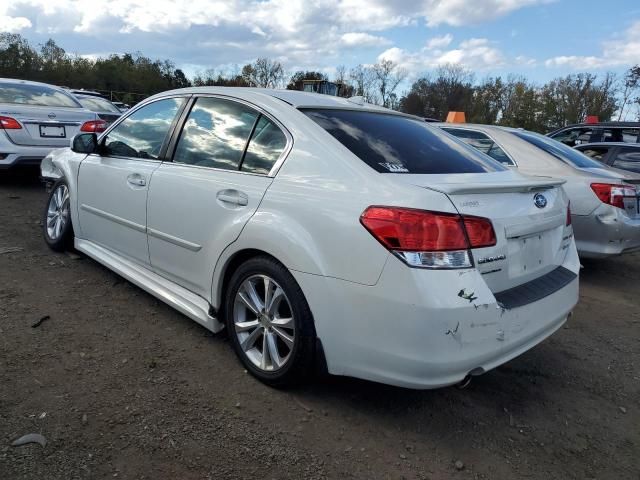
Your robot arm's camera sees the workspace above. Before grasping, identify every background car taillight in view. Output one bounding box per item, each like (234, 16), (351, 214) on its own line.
(360, 206), (496, 269)
(0, 116), (22, 130)
(590, 183), (636, 209)
(566, 202), (572, 226)
(80, 120), (107, 133)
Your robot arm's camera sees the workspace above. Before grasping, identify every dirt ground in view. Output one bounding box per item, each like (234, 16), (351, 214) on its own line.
(0, 168), (638, 480)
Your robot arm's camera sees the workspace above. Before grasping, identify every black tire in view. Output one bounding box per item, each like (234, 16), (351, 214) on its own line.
(43, 178), (74, 252)
(224, 255), (316, 387)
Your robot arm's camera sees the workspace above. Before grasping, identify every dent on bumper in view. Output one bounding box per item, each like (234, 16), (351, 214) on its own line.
(294, 245), (580, 390)
(573, 206), (640, 258)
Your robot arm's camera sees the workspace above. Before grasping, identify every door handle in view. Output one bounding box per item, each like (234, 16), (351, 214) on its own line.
(217, 189), (248, 206)
(127, 174), (146, 187)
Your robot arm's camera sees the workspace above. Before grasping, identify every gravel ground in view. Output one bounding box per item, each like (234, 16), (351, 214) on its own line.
(1, 168), (639, 480)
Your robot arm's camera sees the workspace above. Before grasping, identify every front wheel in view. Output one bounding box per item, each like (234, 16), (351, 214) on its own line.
(43, 179), (74, 251)
(225, 256), (316, 387)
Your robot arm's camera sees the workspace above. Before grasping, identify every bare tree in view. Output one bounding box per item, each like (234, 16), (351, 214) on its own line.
(242, 57), (285, 88)
(619, 65), (640, 120)
(372, 59), (407, 108)
(349, 64), (377, 102)
(334, 64), (353, 96)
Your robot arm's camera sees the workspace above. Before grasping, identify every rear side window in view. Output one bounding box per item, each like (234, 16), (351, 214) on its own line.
(0, 82), (81, 108)
(514, 130), (604, 169)
(78, 96), (122, 113)
(242, 116), (288, 175)
(174, 97), (259, 170)
(442, 128), (514, 165)
(612, 147), (640, 173)
(578, 146), (609, 161)
(302, 109), (503, 174)
(601, 128), (640, 143)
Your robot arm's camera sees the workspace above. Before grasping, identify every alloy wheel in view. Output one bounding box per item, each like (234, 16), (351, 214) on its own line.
(233, 274), (296, 372)
(46, 184), (70, 241)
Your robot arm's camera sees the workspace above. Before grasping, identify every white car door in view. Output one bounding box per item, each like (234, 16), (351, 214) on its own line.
(146, 96), (290, 299)
(77, 97), (187, 265)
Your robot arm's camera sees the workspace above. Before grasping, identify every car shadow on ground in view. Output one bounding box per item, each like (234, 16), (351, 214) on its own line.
(0, 166), (43, 188)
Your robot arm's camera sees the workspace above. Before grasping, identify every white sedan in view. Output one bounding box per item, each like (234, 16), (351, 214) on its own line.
(40, 88), (579, 389)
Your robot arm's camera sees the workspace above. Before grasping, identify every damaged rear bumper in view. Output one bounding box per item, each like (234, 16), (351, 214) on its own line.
(293, 240), (580, 390)
(573, 204), (640, 258)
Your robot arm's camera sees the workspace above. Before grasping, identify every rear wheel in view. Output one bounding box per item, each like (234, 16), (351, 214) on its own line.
(43, 179), (73, 251)
(225, 256), (316, 387)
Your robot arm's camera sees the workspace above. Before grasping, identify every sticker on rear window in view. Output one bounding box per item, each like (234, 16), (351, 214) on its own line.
(378, 162), (409, 173)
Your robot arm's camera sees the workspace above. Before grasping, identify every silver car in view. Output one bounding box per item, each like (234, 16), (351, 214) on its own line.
(0, 79), (101, 170)
(70, 93), (122, 127)
(439, 124), (640, 258)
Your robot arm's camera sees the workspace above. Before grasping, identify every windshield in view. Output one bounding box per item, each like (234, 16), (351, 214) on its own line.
(78, 96), (122, 113)
(302, 109), (505, 174)
(514, 130), (605, 169)
(0, 82), (82, 108)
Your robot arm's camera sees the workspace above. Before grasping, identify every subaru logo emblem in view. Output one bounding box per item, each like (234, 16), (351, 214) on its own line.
(48, 112), (56, 119)
(534, 193), (547, 209)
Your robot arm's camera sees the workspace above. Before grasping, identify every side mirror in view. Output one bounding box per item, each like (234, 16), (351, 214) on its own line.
(71, 133), (98, 154)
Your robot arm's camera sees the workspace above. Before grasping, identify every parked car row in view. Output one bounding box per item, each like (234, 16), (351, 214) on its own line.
(0, 78), (121, 170)
(2, 78), (636, 390)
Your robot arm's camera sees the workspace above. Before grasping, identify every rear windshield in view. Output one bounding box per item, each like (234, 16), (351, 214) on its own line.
(514, 130), (604, 169)
(0, 82), (81, 108)
(78, 96), (122, 113)
(302, 109), (505, 174)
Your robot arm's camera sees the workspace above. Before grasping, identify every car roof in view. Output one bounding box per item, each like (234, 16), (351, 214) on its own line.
(548, 121), (640, 134)
(434, 122), (520, 133)
(68, 89), (105, 97)
(0, 77), (67, 90)
(149, 86), (395, 113)
(576, 142), (640, 148)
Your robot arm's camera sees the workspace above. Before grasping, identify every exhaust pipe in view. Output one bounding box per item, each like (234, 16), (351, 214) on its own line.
(456, 375), (472, 389)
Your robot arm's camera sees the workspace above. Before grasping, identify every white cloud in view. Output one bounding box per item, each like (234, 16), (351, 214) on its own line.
(0, 0), (558, 76)
(425, 34), (453, 50)
(0, 15), (32, 32)
(379, 38), (505, 77)
(423, 0), (555, 27)
(341, 32), (391, 47)
(545, 20), (640, 69)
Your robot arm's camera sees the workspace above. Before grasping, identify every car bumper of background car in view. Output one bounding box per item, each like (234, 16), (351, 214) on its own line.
(293, 241), (580, 390)
(0, 133), (60, 170)
(572, 205), (640, 258)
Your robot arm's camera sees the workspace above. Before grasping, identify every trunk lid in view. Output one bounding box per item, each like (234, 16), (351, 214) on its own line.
(395, 172), (572, 293)
(0, 104), (97, 147)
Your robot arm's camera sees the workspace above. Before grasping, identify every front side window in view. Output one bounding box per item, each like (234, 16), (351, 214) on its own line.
(174, 97), (259, 170)
(302, 109), (504, 174)
(103, 97), (185, 159)
(442, 128), (514, 165)
(0, 82), (81, 108)
(612, 147), (640, 173)
(514, 130), (604, 169)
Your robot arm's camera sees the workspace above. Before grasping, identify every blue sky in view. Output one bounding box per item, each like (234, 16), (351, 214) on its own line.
(1, 0), (639, 84)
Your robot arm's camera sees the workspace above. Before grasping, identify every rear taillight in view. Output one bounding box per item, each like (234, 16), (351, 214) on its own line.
(80, 120), (107, 133)
(566, 202), (572, 226)
(360, 206), (496, 269)
(590, 183), (636, 209)
(0, 116), (22, 129)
